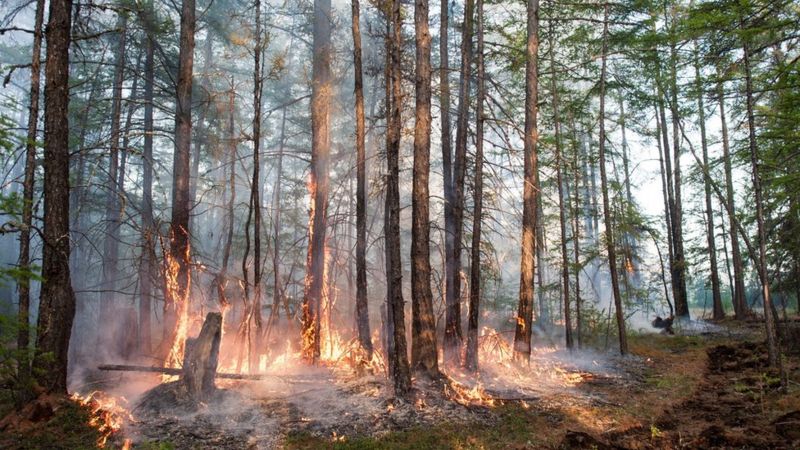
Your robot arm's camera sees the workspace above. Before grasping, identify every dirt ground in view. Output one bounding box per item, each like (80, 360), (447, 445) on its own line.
(2, 319), (799, 449)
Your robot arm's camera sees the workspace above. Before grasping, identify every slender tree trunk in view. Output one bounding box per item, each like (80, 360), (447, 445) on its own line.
(100, 14), (128, 343)
(513, 0), (539, 363)
(465, 0), (485, 371)
(189, 34), (213, 234)
(351, 0), (373, 361)
(655, 102), (675, 317)
(385, 0), (411, 395)
(17, 0), (45, 382)
(570, 115), (583, 348)
(446, 0), (474, 363)
(666, 13), (689, 319)
(693, 45), (723, 319)
(716, 73), (747, 319)
(742, 34), (781, 369)
(302, 0), (332, 362)
(250, 0), (264, 359)
(140, 26), (155, 355)
(549, 26), (572, 350)
(163, 0), (195, 367)
(269, 108), (287, 327)
(439, 0), (455, 362)
(598, 2), (627, 355)
(33, 0), (77, 394)
(411, 0), (439, 377)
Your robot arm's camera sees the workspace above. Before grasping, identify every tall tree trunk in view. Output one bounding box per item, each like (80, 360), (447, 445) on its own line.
(250, 0), (264, 359)
(465, 0), (485, 371)
(598, 2), (627, 355)
(351, 0), (373, 360)
(17, 0), (45, 382)
(100, 14), (128, 343)
(513, 0), (539, 363)
(385, 0), (411, 395)
(302, 0), (332, 362)
(445, 0), (474, 363)
(655, 101), (675, 317)
(411, 0), (439, 377)
(139, 24), (155, 355)
(189, 34), (214, 234)
(33, 0), (77, 394)
(569, 113), (583, 348)
(269, 108), (287, 328)
(439, 0), (454, 362)
(549, 25), (572, 350)
(163, 0), (195, 367)
(716, 72), (747, 319)
(666, 13), (689, 319)
(742, 33), (781, 369)
(693, 44), (723, 320)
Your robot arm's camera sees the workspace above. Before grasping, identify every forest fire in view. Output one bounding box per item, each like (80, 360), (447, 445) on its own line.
(70, 391), (134, 448)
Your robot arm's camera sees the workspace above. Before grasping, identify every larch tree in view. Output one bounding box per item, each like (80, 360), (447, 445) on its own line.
(513, 0), (540, 363)
(351, 0), (373, 360)
(411, 0), (439, 377)
(302, 0), (332, 363)
(163, 0), (196, 366)
(465, 0), (485, 372)
(32, 0), (77, 394)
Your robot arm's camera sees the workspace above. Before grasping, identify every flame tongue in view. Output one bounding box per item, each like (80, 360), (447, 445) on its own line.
(71, 391), (134, 448)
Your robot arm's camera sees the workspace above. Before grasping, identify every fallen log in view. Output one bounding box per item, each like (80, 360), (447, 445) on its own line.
(97, 364), (265, 380)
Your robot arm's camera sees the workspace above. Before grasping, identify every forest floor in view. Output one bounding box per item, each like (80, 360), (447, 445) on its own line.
(2, 318), (800, 449)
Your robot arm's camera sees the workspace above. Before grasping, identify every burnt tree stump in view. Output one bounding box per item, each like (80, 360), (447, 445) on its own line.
(182, 312), (222, 400)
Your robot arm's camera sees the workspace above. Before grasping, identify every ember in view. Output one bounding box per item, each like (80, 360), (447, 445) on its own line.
(70, 391), (134, 448)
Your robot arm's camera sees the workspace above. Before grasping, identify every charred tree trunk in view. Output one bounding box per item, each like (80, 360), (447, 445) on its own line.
(163, 0), (196, 366)
(351, 0), (373, 360)
(302, 0), (332, 362)
(465, 0), (485, 372)
(598, 2), (627, 355)
(17, 0), (45, 382)
(445, 0), (474, 364)
(439, 0), (454, 362)
(716, 72), (747, 319)
(549, 26), (572, 350)
(655, 102), (675, 317)
(269, 107), (286, 328)
(411, 0), (439, 377)
(386, 0), (411, 395)
(189, 34), (214, 234)
(693, 45), (723, 320)
(570, 116), (583, 348)
(250, 0), (264, 356)
(513, 0), (539, 363)
(33, 0), (77, 394)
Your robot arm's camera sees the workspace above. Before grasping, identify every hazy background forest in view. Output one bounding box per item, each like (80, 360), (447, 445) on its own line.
(0, 0), (798, 445)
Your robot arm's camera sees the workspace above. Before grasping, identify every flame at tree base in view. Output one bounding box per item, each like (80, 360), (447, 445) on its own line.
(70, 391), (134, 448)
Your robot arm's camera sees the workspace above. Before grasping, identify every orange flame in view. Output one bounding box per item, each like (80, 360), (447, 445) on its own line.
(71, 391), (134, 448)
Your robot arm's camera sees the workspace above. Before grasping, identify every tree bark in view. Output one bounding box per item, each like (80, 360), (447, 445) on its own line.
(163, 0), (196, 367)
(716, 72), (747, 319)
(302, 0), (332, 362)
(446, 0), (475, 364)
(513, 0), (539, 363)
(549, 24), (572, 350)
(351, 0), (373, 361)
(139, 15), (156, 355)
(742, 33), (781, 369)
(385, 0), (411, 395)
(598, 2), (627, 355)
(17, 0), (45, 382)
(100, 14), (128, 343)
(33, 0), (77, 394)
(693, 44), (723, 320)
(439, 0), (455, 363)
(465, 0), (485, 372)
(411, 0), (439, 377)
